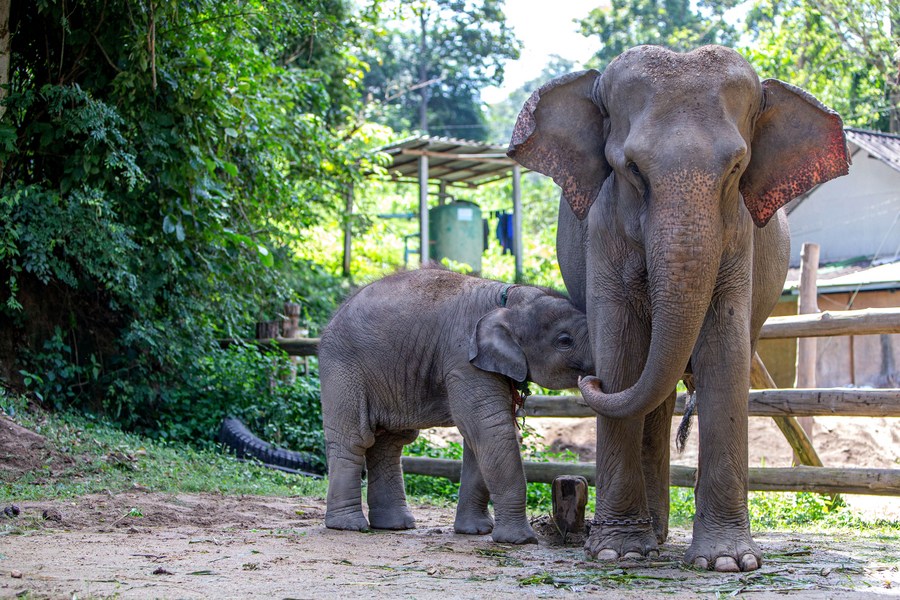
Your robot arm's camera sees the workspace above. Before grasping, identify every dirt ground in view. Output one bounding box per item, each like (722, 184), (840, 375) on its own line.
(1, 415), (899, 598)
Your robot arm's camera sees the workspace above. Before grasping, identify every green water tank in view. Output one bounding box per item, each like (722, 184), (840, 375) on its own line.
(429, 200), (483, 273)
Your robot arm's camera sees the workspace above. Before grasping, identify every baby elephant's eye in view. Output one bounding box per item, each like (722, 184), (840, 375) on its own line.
(555, 332), (575, 350)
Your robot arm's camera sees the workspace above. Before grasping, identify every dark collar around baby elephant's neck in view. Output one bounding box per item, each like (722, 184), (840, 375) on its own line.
(500, 284), (519, 307)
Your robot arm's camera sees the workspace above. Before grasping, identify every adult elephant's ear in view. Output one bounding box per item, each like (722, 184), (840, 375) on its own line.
(469, 309), (528, 382)
(740, 79), (850, 227)
(507, 70), (608, 220)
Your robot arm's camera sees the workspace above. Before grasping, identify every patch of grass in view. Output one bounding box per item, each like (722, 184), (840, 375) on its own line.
(402, 424), (590, 513)
(0, 403), (327, 503)
(670, 486), (900, 535)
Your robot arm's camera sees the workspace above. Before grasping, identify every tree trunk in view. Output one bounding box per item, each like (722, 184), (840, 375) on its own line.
(0, 0), (10, 186)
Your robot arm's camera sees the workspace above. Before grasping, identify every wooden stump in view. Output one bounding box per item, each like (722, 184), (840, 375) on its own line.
(551, 475), (588, 541)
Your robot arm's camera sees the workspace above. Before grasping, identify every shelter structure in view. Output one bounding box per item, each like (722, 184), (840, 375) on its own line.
(345, 135), (525, 280)
(758, 128), (900, 388)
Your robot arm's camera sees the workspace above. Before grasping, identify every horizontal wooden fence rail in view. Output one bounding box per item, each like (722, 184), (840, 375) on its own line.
(219, 336), (319, 356)
(759, 307), (900, 339)
(225, 306), (900, 496)
(222, 307), (900, 356)
(526, 389), (900, 418)
(401, 457), (900, 497)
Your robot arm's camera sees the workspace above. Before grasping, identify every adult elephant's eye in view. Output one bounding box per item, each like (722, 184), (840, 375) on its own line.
(627, 161), (648, 192)
(555, 333), (574, 350)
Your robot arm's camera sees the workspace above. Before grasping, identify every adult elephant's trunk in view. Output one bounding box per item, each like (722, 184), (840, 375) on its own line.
(580, 177), (723, 419)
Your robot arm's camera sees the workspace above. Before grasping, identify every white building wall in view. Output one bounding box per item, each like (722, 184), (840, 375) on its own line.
(786, 148), (900, 266)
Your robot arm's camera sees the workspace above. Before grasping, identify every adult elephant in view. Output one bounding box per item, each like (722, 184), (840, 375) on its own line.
(507, 45), (849, 572)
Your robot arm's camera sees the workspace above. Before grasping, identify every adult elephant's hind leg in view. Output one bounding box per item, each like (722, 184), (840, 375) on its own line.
(643, 390), (675, 543)
(454, 440), (494, 535)
(366, 429), (419, 530)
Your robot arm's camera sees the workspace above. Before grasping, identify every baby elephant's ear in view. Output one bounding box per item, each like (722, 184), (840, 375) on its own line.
(469, 309), (528, 382)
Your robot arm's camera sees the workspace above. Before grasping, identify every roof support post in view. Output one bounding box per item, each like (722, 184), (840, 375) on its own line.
(512, 164), (523, 282)
(419, 154), (429, 265)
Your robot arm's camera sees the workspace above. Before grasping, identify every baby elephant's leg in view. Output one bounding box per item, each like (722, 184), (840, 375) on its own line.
(366, 429), (419, 530)
(324, 428), (372, 531)
(451, 380), (536, 545)
(455, 440), (494, 535)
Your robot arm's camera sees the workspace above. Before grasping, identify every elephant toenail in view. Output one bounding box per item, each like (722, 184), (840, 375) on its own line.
(648, 550), (659, 558)
(623, 551), (642, 559)
(740, 554), (760, 571)
(597, 549), (619, 560)
(714, 556), (740, 572)
(693, 557), (709, 569)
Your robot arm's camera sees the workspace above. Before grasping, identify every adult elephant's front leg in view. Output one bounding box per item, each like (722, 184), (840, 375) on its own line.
(585, 288), (658, 559)
(643, 390), (675, 543)
(686, 288), (761, 572)
(366, 429), (419, 530)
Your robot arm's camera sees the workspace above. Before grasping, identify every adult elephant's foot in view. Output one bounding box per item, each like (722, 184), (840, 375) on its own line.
(368, 506), (416, 530)
(454, 506), (494, 535)
(685, 526), (762, 572)
(491, 521), (538, 544)
(325, 509), (370, 531)
(584, 520), (659, 560)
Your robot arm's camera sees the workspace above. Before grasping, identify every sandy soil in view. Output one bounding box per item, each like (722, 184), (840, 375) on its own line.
(1, 491), (898, 599)
(1, 414), (899, 598)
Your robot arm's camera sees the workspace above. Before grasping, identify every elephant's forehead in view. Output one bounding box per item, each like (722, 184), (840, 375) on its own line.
(609, 45), (757, 95)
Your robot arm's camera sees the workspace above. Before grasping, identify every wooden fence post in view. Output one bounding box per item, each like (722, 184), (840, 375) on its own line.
(794, 242), (820, 465)
(282, 302), (307, 381)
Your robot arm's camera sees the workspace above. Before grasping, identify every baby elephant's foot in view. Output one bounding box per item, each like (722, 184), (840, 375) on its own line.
(325, 509), (370, 532)
(454, 506), (494, 535)
(685, 529), (762, 572)
(368, 506), (416, 530)
(491, 521), (538, 545)
(584, 518), (659, 560)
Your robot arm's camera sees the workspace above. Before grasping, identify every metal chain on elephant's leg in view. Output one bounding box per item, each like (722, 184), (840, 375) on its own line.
(591, 516), (654, 527)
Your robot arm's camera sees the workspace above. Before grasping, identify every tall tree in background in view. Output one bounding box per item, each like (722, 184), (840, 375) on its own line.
(0, 0), (375, 427)
(363, 0), (520, 140)
(744, 0), (899, 132)
(579, 0), (741, 69)
(578, 0), (898, 132)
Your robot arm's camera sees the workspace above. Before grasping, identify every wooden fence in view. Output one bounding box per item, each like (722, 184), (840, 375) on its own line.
(245, 305), (900, 497)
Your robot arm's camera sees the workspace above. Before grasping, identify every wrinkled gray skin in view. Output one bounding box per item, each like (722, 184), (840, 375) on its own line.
(508, 45), (849, 571)
(319, 268), (593, 544)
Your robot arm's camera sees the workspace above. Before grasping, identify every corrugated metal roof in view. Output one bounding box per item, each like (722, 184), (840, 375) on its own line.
(845, 128), (900, 174)
(373, 135), (519, 188)
(784, 258), (900, 294)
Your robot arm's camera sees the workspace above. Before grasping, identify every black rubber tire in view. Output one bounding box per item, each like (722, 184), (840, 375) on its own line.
(218, 417), (325, 477)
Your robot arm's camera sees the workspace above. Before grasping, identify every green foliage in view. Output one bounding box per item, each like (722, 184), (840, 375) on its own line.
(401, 425), (584, 512)
(363, 0), (521, 139)
(402, 437), (463, 502)
(742, 0), (899, 131)
(580, 0), (741, 70)
(670, 487), (900, 531)
(0, 0), (376, 433)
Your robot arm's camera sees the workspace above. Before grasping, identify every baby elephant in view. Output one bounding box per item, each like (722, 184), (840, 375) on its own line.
(319, 268), (593, 544)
